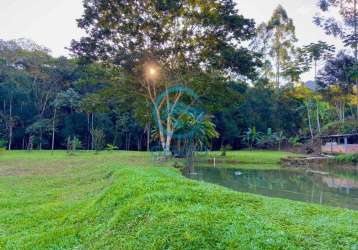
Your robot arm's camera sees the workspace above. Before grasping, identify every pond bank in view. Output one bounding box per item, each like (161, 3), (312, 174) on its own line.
(184, 166), (358, 210)
(281, 155), (358, 171)
(190, 150), (301, 170)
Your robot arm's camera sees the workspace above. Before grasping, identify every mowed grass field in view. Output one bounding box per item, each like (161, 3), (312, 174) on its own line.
(0, 151), (357, 249)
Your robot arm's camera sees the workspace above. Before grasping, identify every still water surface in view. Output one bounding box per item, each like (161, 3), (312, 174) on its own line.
(184, 166), (358, 210)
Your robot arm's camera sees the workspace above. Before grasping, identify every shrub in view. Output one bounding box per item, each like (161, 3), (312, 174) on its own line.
(92, 129), (105, 152)
(0, 139), (6, 153)
(335, 154), (358, 164)
(257, 128), (276, 149)
(67, 136), (82, 155)
(0, 139), (7, 148)
(288, 136), (303, 147)
(106, 144), (119, 151)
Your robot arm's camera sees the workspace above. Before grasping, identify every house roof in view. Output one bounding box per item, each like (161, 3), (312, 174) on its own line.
(320, 133), (358, 139)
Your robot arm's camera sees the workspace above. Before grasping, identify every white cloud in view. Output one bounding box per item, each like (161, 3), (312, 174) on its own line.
(0, 0), (84, 56)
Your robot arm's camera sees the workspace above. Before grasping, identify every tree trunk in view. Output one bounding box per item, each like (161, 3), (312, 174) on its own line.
(164, 86), (173, 155)
(51, 108), (57, 152)
(8, 98), (12, 151)
(306, 102), (314, 141)
(87, 113), (90, 150)
(146, 123), (150, 152)
(343, 102), (345, 122)
(154, 107), (168, 153)
(124, 132), (128, 150)
(39, 128), (42, 150)
(314, 60), (321, 134)
(165, 115), (173, 155)
(91, 113), (94, 150)
(316, 102), (321, 134)
(276, 49), (280, 89)
(137, 137), (141, 151)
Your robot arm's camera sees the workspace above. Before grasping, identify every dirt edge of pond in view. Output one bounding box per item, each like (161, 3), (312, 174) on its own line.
(281, 156), (358, 170)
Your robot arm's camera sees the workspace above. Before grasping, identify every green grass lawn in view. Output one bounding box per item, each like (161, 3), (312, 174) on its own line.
(0, 151), (357, 249)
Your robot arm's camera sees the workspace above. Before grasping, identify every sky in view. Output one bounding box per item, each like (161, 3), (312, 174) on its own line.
(0, 0), (344, 81)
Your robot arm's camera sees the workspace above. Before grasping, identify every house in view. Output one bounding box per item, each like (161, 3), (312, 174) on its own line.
(320, 134), (358, 154)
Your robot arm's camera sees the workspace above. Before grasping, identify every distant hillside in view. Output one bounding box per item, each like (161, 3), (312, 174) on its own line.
(305, 80), (318, 91)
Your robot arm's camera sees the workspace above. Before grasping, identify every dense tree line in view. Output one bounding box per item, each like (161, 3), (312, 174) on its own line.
(0, 0), (357, 151)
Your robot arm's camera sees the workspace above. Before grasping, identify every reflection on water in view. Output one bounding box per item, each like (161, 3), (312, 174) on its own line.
(183, 166), (358, 210)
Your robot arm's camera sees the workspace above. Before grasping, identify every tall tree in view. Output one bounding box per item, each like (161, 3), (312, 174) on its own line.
(71, 0), (259, 153)
(0, 39), (31, 150)
(302, 41), (335, 132)
(315, 0), (358, 116)
(282, 47), (310, 85)
(256, 5), (297, 88)
(318, 51), (356, 120)
(303, 41), (335, 82)
(318, 51), (355, 90)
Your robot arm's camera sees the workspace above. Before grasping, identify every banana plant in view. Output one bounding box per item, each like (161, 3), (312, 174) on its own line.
(242, 127), (262, 150)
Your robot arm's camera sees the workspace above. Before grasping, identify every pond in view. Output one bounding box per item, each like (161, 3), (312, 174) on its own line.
(183, 166), (358, 210)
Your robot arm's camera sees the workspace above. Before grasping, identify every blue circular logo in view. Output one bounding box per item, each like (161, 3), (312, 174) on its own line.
(152, 85), (205, 140)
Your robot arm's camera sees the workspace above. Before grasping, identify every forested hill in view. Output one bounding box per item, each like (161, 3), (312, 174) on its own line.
(0, 38), (303, 151)
(1, 1), (358, 151)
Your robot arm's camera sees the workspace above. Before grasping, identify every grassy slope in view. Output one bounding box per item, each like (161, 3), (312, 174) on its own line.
(0, 151), (357, 249)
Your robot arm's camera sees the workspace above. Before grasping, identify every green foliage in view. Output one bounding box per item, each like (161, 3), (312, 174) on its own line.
(318, 52), (356, 89)
(25, 119), (52, 135)
(335, 154), (358, 165)
(67, 136), (82, 154)
(275, 131), (286, 150)
(54, 88), (81, 111)
(71, 0), (258, 78)
(0, 6), (355, 155)
(248, 128), (287, 150)
(105, 144), (118, 152)
(242, 127), (262, 150)
(321, 120), (358, 135)
(0, 151), (356, 249)
(71, 137), (82, 151)
(0, 140), (6, 154)
(257, 128), (276, 148)
(0, 139), (6, 148)
(253, 5), (298, 86)
(288, 136), (303, 147)
(303, 41), (335, 65)
(92, 129), (105, 152)
(178, 113), (219, 145)
(315, 0), (358, 51)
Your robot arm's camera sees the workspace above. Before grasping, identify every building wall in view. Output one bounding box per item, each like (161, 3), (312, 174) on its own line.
(322, 144), (358, 154)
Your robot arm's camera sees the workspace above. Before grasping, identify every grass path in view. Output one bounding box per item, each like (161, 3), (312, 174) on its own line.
(0, 151), (357, 249)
